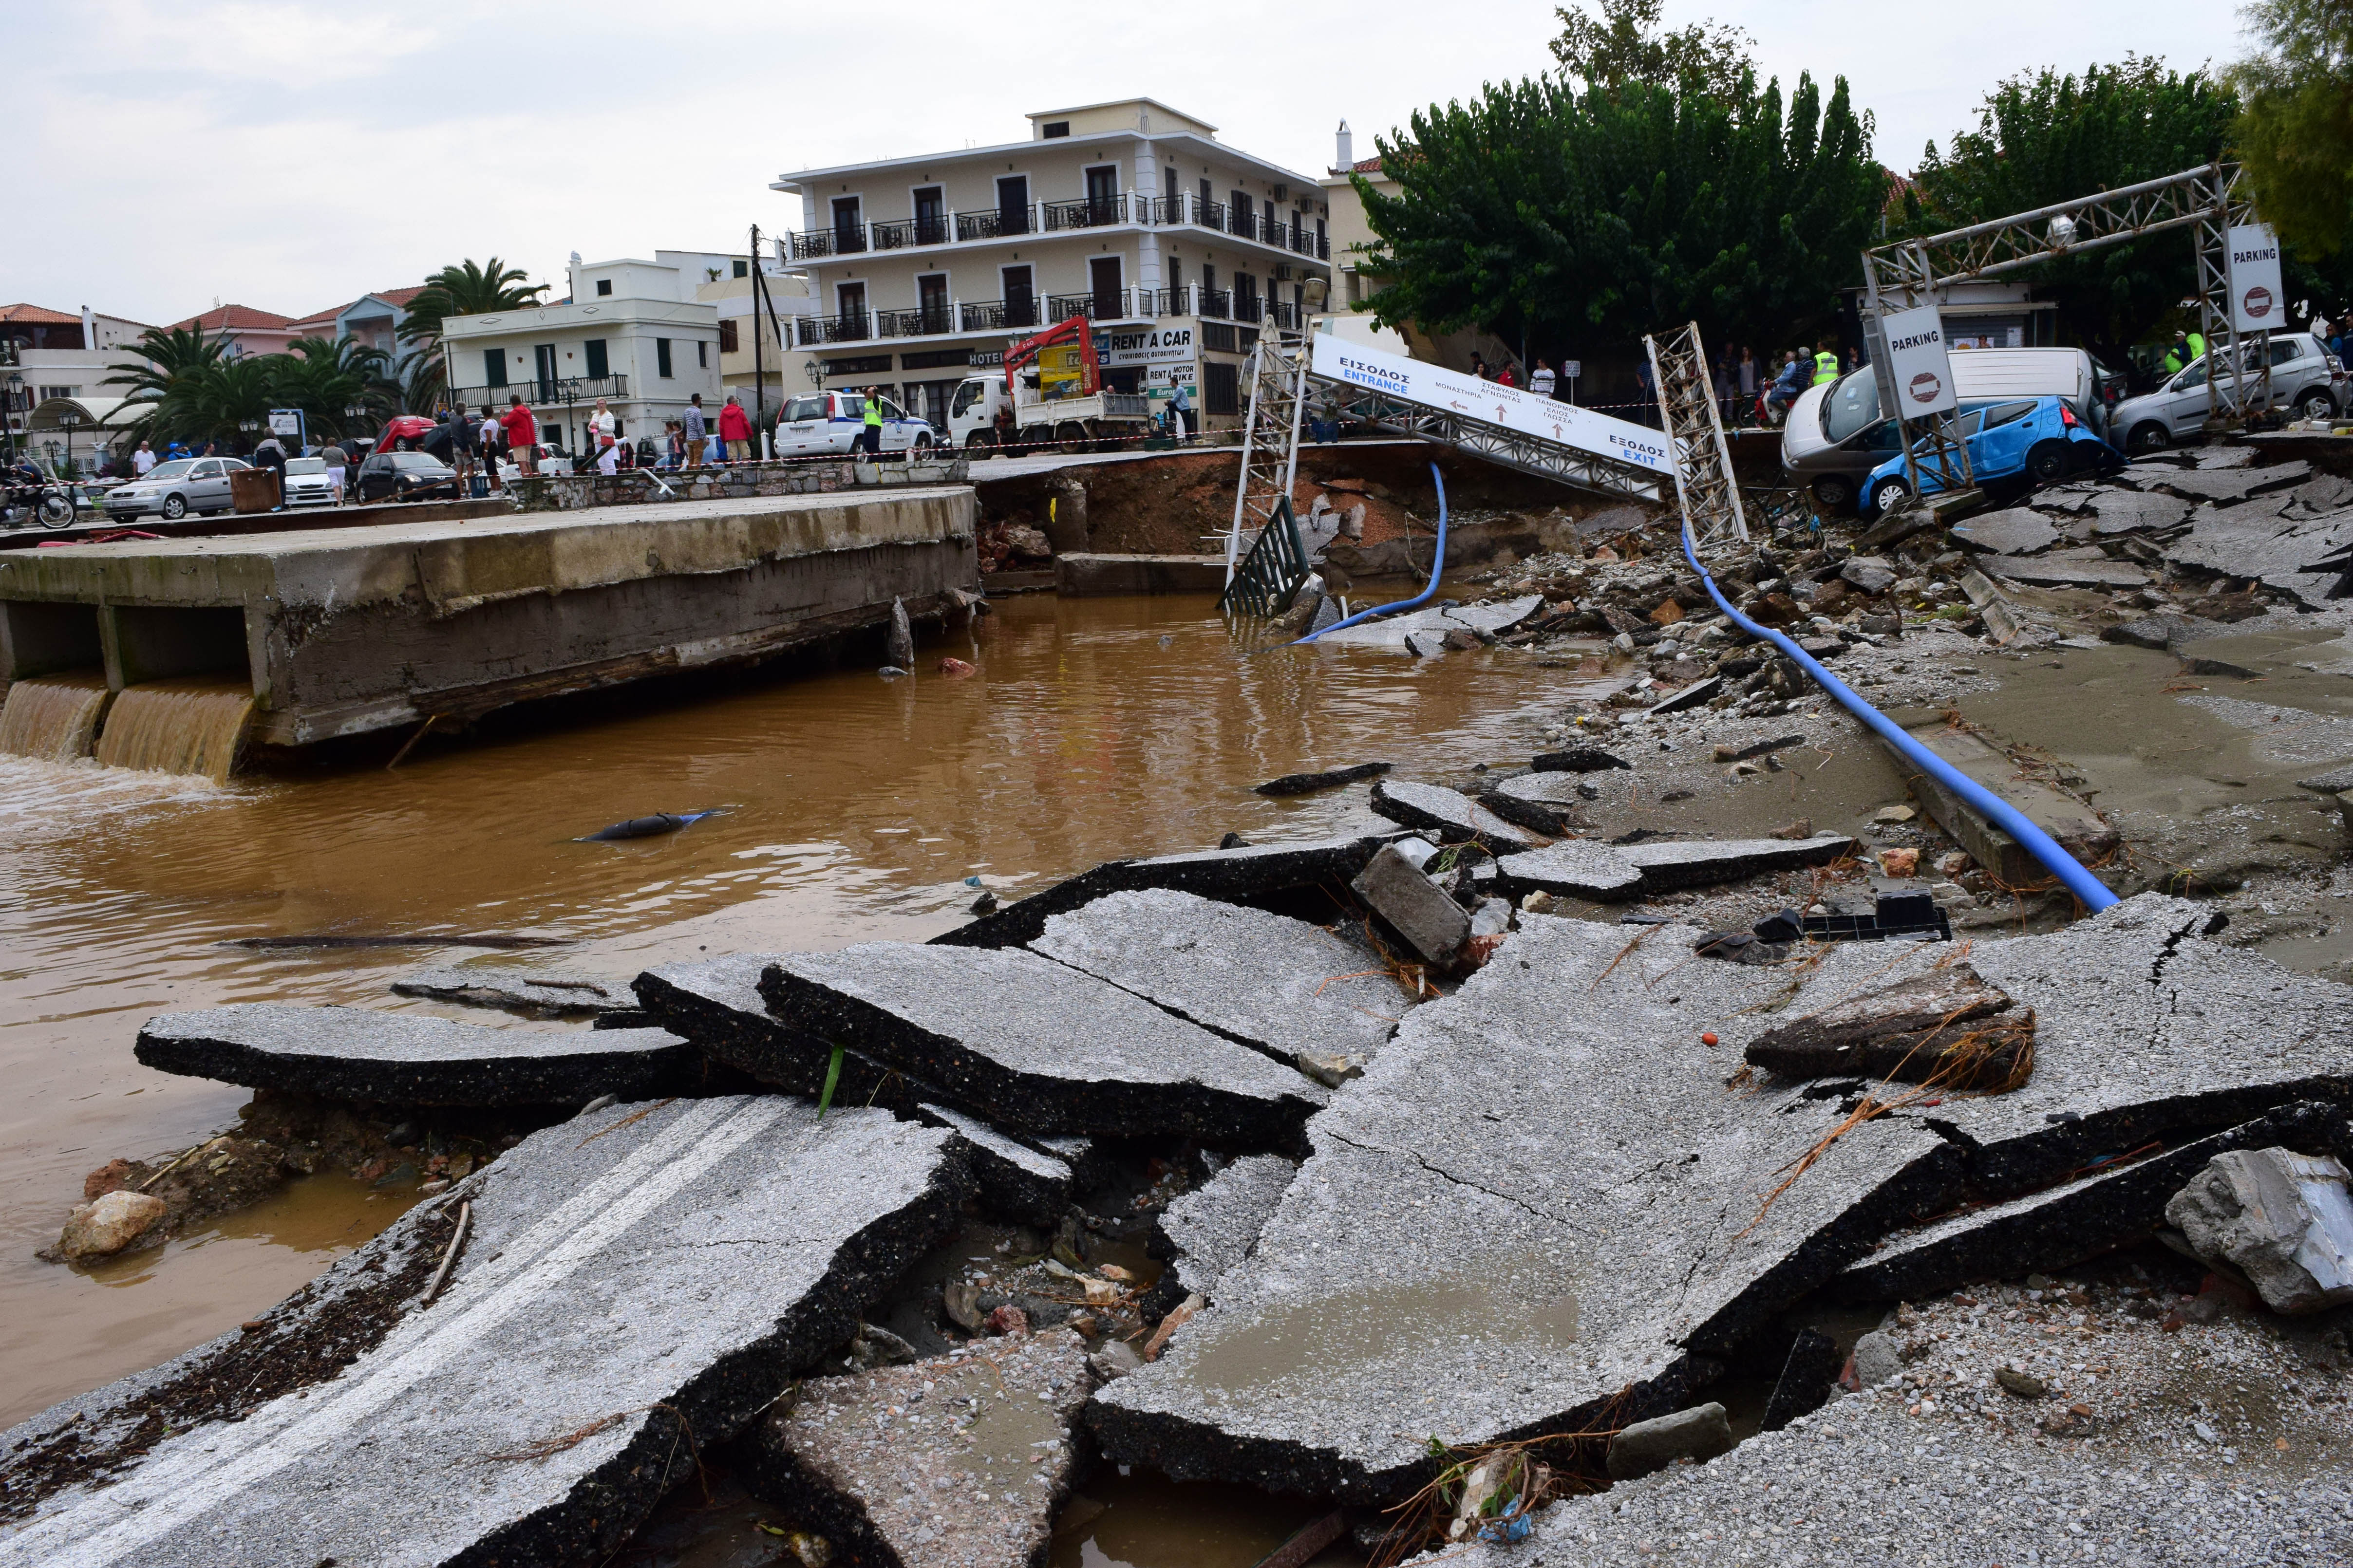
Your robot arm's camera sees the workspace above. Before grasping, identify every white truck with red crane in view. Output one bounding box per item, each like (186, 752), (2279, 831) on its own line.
(946, 315), (1155, 456)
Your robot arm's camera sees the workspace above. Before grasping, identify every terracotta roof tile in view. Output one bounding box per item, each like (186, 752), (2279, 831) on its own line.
(170, 304), (297, 332)
(0, 303), (81, 325)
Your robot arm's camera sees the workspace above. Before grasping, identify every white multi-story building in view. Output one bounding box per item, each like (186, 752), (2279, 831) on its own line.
(439, 257), (723, 455)
(770, 98), (1334, 433)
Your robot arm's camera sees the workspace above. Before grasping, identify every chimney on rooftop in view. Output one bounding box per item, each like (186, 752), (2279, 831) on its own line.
(1336, 120), (1353, 171)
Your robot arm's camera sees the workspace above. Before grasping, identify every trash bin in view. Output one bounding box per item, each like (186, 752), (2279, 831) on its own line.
(230, 468), (281, 513)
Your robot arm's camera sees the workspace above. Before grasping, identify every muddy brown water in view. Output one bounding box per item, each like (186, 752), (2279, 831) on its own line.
(0, 592), (1609, 1467)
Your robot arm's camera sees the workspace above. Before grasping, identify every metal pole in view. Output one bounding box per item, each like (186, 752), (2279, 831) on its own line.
(751, 224), (766, 427)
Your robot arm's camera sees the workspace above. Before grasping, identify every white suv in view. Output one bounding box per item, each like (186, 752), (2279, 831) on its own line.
(2110, 331), (2348, 452)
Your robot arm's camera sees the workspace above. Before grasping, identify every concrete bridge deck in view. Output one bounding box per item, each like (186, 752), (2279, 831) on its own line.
(0, 487), (977, 747)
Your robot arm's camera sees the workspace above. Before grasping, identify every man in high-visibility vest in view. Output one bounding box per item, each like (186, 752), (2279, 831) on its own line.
(859, 387), (885, 459)
(1813, 345), (1840, 386)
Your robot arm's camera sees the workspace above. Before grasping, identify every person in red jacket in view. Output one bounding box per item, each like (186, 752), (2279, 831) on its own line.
(718, 393), (753, 462)
(500, 394), (539, 474)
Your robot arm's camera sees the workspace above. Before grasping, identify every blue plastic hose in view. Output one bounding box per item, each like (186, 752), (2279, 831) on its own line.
(1680, 523), (2117, 912)
(1292, 463), (1450, 644)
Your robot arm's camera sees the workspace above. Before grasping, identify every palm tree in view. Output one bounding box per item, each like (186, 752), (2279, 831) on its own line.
(272, 337), (398, 441)
(103, 323), (229, 408)
(397, 258), (545, 413)
(398, 355), (449, 416)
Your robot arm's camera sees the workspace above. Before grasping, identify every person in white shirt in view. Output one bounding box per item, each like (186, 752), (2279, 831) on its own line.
(132, 440), (156, 476)
(589, 398), (616, 448)
(596, 434), (620, 476)
(1530, 359), (1556, 399)
(325, 448), (347, 505)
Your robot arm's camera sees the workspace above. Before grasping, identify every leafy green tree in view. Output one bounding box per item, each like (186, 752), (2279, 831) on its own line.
(1549, 0), (1754, 100)
(1356, 72), (1882, 367)
(2232, 0), (2353, 259)
(1903, 58), (2238, 372)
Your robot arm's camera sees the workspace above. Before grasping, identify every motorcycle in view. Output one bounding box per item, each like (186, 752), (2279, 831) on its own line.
(1, 475), (79, 530)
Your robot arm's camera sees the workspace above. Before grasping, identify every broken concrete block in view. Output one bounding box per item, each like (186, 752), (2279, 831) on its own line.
(1884, 721), (2117, 887)
(0, 1097), (967, 1566)
(389, 967), (635, 1018)
(55, 1190), (168, 1260)
(134, 1003), (704, 1107)
(1645, 674), (1723, 715)
(1949, 507), (2059, 556)
(1482, 771), (1594, 835)
(1031, 889), (1404, 1066)
(1840, 556), (1897, 596)
(1253, 761), (1393, 796)
(1743, 963), (2032, 1089)
(1314, 595), (1544, 650)
(2088, 488), (2193, 536)
(912, 1103), (1073, 1228)
(1495, 835), (1856, 904)
(1850, 1327), (1903, 1387)
(1834, 1101), (2352, 1303)
(633, 952), (922, 1108)
(1529, 747), (1630, 773)
(2165, 1147), (2353, 1314)
(932, 832), (1398, 950)
(1088, 915), (1961, 1503)
(1605, 1402), (1734, 1481)
(760, 945), (1327, 1145)
(733, 1327), (1093, 1568)
(1369, 779), (1541, 851)
(1760, 1328), (1842, 1432)
(1349, 843), (1472, 962)
(1152, 1155), (1299, 1304)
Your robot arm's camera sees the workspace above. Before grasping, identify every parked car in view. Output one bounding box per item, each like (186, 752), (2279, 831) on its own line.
(1862, 396), (2118, 516)
(2108, 332), (2348, 453)
(282, 455), (337, 507)
(1782, 347), (2110, 512)
(773, 390), (936, 458)
(100, 455), (253, 521)
(356, 450), (459, 504)
(496, 443), (575, 484)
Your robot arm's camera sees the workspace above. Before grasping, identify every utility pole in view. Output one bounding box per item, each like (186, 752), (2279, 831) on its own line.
(750, 224), (766, 426)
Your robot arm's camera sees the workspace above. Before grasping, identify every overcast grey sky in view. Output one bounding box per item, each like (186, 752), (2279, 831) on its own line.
(10, 0), (2249, 328)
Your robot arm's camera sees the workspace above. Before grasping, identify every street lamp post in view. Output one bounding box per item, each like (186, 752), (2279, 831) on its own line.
(3, 370), (22, 463)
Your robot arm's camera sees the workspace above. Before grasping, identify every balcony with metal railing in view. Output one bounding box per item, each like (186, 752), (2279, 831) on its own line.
(959, 297), (1044, 333)
(1043, 194), (1128, 231)
(878, 306), (958, 337)
(788, 226), (870, 260)
(449, 374), (628, 407)
(1196, 288), (1231, 320)
(1043, 290), (1138, 322)
(955, 207), (1035, 243)
(796, 314), (874, 346)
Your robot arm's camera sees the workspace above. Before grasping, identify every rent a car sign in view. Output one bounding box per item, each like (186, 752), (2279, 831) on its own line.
(1306, 332), (1670, 480)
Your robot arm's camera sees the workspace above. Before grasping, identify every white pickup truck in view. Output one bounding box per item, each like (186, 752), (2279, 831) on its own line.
(946, 371), (1153, 456)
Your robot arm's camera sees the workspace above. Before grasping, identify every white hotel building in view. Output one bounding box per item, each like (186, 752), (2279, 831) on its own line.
(771, 98), (1334, 434)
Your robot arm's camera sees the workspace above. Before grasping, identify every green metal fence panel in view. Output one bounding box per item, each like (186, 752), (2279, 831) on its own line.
(1217, 495), (1311, 619)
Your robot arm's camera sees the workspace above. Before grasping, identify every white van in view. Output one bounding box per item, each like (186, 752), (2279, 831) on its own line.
(1782, 347), (2109, 511)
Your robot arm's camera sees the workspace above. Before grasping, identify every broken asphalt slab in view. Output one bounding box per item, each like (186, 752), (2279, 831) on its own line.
(1494, 835), (1855, 903)
(1831, 1100), (2353, 1304)
(1369, 779), (1542, 851)
(1949, 507), (2059, 556)
(732, 1327), (1094, 1568)
(0, 1096), (968, 1568)
(2133, 459), (2310, 505)
(1030, 889), (1406, 1070)
(909, 1103), (1072, 1228)
(1088, 913), (1964, 1503)
(632, 953), (923, 1110)
(1152, 1154), (1299, 1304)
(1253, 762), (1393, 797)
(1981, 555), (2152, 591)
(931, 833), (1398, 950)
(134, 1003), (705, 1107)
(1311, 595), (1544, 651)
(390, 967), (635, 1018)
(759, 944), (1327, 1146)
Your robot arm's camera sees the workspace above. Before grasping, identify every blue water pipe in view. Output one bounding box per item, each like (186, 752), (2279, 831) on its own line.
(1680, 522), (2117, 912)
(1291, 462), (1450, 645)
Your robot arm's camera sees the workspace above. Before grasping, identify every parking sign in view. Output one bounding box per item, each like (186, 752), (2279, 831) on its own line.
(1879, 304), (1957, 418)
(2225, 224), (2285, 335)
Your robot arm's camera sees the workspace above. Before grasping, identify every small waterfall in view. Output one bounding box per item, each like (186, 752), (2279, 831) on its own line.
(93, 678), (257, 784)
(0, 673), (113, 762)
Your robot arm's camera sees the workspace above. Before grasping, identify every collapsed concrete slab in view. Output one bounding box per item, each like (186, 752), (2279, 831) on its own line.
(1030, 890), (1406, 1070)
(1832, 1101), (2350, 1303)
(733, 1328), (1094, 1568)
(1949, 507), (2058, 556)
(1481, 772), (1592, 836)
(760, 945), (1327, 1146)
(134, 1003), (703, 1106)
(390, 967), (635, 1018)
(911, 1103), (1073, 1228)
(633, 953), (923, 1110)
(1088, 914), (1963, 1503)
(932, 833), (1397, 950)
(1153, 1155), (1299, 1303)
(2086, 488), (2192, 536)
(1369, 779), (1542, 850)
(2163, 498), (2353, 602)
(2138, 460), (2309, 504)
(1495, 835), (1855, 903)
(0, 1096), (967, 1568)
(1313, 595), (1544, 651)
(1981, 554), (2151, 590)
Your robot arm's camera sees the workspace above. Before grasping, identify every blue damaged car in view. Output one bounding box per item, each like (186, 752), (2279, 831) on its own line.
(1862, 395), (2119, 516)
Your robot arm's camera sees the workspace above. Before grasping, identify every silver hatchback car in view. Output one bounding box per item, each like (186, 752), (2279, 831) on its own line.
(2109, 331), (2348, 453)
(101, 456), (252, 520)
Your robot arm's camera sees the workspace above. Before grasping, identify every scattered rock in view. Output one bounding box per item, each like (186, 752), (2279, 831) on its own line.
(1850, 1327), (1903, 1387)
(55, 1190), (168, 1261)
(1996, 1367), (2049, 1399)
(1876, 847), (1919, 876)
(2165, 1147), (2353, 1314)
(1840, 557), (1897, 596)
(1605, 1403), (1734, 1481)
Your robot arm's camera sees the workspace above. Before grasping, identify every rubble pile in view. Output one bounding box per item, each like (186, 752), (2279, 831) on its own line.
(9, 439), (2353, 1565)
